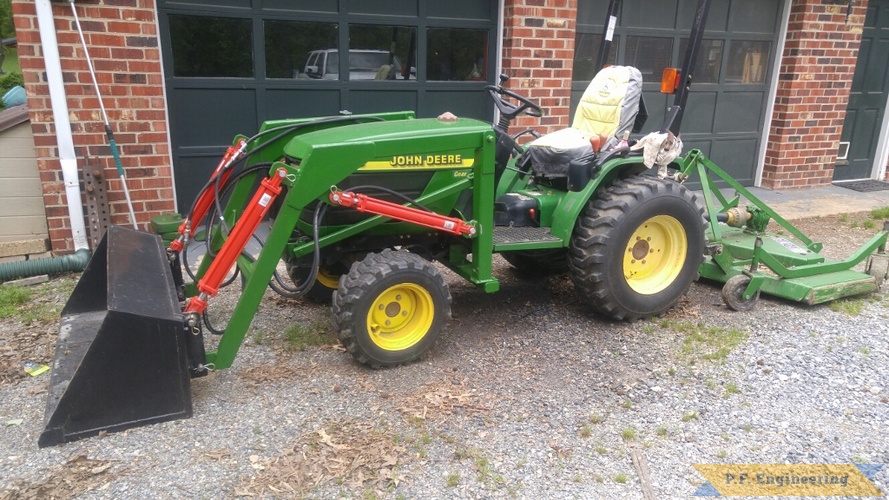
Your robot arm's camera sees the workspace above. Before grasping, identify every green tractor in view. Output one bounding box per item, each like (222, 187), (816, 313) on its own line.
(39, 0), (888, 447)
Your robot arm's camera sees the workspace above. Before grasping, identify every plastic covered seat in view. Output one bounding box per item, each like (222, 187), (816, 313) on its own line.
(525, 66), (643, 178)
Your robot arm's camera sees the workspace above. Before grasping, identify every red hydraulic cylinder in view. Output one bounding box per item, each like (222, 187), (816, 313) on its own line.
(183, 168), (286, 315)
(329, 190), (476, 237)
(170, 139), (246, 252)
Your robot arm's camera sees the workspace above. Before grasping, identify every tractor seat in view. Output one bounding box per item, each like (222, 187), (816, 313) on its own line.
(524, 65), (643, 178)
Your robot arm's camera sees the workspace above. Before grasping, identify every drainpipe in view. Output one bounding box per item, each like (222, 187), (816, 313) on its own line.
(0, 0), (91, 282)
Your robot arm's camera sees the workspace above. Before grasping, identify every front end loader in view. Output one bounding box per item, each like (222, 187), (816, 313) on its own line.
(39, 0), (888, 447)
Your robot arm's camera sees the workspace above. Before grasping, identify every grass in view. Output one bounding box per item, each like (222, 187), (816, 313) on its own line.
(0, 285), (30, 319)
(681, 410), (698, 423)
(284, 320), (336, 351)
(579, 425), (592, 438)
(829, 298), (865, 316)
(455, 447), (506, 489)
(0, 278), (75, 323)
(614, 473), (628, 484)
(871, 206), (889, 219)
(668, 320), (749, 362)
(723, 382), (740, 399)
(620, 427), (637, 441)
(446, 473), (459, 487)
(589, 414), (604, 424)
(656, 425), (668, 437)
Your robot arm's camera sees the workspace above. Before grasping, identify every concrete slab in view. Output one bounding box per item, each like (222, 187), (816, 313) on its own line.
(706, 186), (889, 220)
(2, 274), (49, 287)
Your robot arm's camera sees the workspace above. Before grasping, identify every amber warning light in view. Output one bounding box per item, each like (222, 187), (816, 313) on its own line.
(661, 68), (681, 94)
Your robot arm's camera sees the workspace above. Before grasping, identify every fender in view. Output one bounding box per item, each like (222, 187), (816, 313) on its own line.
(548, 156), (650, 243)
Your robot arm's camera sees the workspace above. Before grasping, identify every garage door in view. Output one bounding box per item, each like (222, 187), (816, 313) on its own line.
(157, 0), (498, 207)
(572, 0), (783, 186)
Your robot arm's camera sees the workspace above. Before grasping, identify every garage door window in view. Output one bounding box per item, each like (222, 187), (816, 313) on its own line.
(348, 25), (417, 80)
(624, 36), (672, 79)
(726, 41), (770, 84)
(265, 20), (337, 79)
(427, 28), (489, 81)
(678, 38), (724, 84)
(169, 15), (253, 78)
(572, 32), (618, 82)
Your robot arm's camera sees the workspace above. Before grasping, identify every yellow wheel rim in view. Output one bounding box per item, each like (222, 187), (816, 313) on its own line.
(623, 215), (687, 295)
(366, 283), (434, 351)
(316, 268), (341, 289)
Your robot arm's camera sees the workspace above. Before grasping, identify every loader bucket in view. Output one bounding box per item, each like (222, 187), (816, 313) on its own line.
(39, 226), (192, 447)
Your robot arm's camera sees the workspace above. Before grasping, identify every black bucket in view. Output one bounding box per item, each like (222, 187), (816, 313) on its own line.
(39, 226), (193, 448)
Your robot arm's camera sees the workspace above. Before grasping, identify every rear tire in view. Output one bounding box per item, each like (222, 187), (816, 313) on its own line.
(569, 176), (705, 321)
(287, 261), (348, 303)
(331, 249), (451, 368)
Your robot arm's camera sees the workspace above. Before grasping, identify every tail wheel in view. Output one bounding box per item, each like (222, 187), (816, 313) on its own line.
(569, 175), (705, 321)
(331, 249), (451, 368)
(722, 274), (760, 311)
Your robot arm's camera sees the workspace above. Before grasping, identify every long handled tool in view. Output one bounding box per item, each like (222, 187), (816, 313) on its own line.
(68, 0), (138, 229)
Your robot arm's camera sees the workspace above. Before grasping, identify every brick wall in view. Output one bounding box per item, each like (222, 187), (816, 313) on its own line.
(11, 0), (172, 254)
(761, 0), (865, 189)
(501, 0), (578, 140)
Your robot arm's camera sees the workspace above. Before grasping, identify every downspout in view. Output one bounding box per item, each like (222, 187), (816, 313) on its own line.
(0, 0), (90, 282)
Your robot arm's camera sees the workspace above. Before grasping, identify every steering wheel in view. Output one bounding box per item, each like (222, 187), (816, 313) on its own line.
(485, 75), (543, 120)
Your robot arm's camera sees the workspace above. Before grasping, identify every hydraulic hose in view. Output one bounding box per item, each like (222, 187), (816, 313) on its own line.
(0, 248), (90, 283)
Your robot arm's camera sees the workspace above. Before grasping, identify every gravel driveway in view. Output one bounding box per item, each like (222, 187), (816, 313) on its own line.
(1, 212), (888, 499)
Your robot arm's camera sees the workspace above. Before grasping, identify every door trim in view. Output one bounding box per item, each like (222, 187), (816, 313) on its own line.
(874, 92), (889, 180)
(754, 0), (791, 187)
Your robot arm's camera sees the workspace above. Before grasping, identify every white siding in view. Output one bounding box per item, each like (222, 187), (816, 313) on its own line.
(0, 121), (48, 243)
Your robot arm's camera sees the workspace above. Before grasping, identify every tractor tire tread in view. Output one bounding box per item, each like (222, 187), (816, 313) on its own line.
(331, 249), (451, 369)
(569, 176), (705, 322)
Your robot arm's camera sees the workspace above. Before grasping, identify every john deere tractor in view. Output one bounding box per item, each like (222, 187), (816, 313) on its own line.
(39, 0), (888, 447)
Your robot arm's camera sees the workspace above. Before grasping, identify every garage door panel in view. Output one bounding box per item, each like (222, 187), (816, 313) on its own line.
(623, 3), (677, 29)
(729, 0), (780, 33)
(428, 0), (494, 21)
(678, 0), (729, 31)
(261, 0), (338, 14)
(163, 0), (249, 9)
(171, 89), (258, 145)
(423, 90), (489, 119)
(171, 148), (226, 207)
(348, 0), (418, 17)
(265, 89), (342, 120)
(714, 92), (765, 134)
(348, 90), (419, 116)
(683, 90), (717, 134)
(710, 138), (758, 184)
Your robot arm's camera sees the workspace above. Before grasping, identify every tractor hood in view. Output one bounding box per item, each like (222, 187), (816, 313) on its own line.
(283, 117), (493, 170)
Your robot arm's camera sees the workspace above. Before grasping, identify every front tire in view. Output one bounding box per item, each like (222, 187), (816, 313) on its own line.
(569, 175), (705, 321)
(331, 249), (451, 368)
